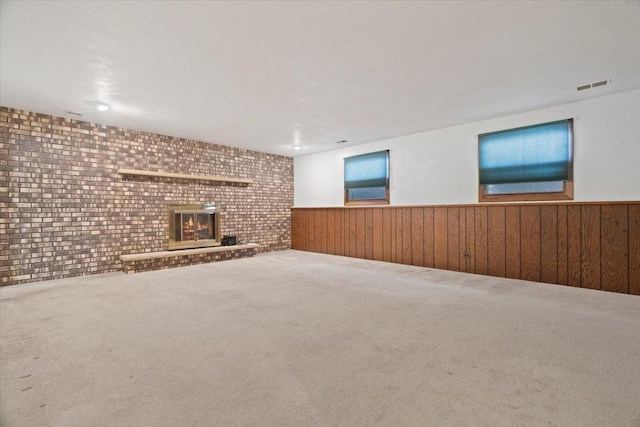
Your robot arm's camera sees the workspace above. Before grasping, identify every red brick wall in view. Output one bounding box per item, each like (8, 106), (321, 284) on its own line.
(0, 107), (293, 285)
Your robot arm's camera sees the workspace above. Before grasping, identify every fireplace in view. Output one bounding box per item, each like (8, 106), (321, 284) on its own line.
(169, 204), (221, 250)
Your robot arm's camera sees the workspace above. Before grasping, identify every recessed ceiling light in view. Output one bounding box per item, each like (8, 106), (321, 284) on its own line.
(97, 104), (110, 111)
(293, 145), (301, 150)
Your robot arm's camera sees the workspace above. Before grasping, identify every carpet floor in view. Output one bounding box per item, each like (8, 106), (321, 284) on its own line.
(1, 250), (639, 426)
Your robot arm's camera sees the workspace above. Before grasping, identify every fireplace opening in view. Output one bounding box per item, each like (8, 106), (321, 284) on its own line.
(169, 204), (221, 250)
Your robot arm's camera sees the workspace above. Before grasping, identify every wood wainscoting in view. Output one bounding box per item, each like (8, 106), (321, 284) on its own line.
(291, 202), (640, 295)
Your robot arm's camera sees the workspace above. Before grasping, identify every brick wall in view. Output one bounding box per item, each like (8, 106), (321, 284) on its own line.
(0, 107), (293, 285)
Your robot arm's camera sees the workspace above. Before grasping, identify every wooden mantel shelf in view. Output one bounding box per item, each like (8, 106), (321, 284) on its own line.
(117, 169), (252, 185)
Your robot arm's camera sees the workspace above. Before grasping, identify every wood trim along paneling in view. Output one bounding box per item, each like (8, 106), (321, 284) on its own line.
(291, 202), (640, 295)
(293, 201), (640, 209)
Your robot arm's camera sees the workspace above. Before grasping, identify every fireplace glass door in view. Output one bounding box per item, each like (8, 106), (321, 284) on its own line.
(169, 204), (220, 250)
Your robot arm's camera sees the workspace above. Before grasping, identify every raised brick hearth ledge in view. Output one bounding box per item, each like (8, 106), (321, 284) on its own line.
(119, 243), (260, 274)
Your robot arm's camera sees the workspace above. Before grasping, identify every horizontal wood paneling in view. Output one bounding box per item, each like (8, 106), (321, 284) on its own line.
(291, 202), (640, 295)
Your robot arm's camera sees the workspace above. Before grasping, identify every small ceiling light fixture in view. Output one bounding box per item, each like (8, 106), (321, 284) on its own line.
(292, 129), (303, 150)
(97, 103), (110, 111)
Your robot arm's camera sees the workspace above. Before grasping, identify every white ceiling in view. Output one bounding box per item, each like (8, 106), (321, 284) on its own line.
(1, 1), (639, 157)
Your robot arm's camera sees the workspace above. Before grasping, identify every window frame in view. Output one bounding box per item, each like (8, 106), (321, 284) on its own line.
(344, 150), (390, 206)
(478, 119), (574, 203)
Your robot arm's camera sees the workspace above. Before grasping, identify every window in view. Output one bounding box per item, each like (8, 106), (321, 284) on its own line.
(344, 150), (389, 205)
(478, 119), (573, 202)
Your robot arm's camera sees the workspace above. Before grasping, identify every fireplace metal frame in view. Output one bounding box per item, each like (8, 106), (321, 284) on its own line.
(168, 204), (221, 250)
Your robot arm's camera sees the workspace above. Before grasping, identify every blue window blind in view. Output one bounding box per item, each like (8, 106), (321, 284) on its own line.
(344, 150), (389, 190)
(479, 120), (572, 185)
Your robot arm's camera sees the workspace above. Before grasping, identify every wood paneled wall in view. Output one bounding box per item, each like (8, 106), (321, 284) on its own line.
(291, 202), (640, 295)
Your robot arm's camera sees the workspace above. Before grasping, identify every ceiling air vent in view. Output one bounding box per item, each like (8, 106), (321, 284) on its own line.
(577, 80), (608, 91)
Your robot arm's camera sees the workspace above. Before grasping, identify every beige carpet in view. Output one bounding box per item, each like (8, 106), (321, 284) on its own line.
(1, 250), (639, 427)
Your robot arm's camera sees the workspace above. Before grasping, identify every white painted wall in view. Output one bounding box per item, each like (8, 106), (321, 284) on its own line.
(294, 89), (640, 207)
